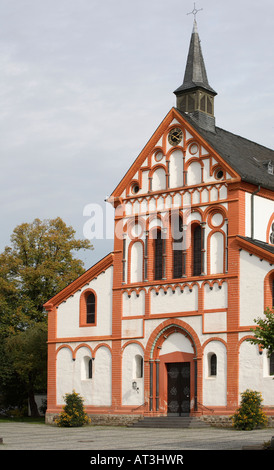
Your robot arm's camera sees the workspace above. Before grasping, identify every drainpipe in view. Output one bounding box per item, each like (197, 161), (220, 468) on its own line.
(251, 185), (260, 239)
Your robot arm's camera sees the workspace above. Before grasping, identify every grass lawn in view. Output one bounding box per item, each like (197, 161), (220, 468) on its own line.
(0, 416), (45, 424)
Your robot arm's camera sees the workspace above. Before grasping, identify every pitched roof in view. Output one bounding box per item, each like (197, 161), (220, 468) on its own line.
(174, 20), (217, 96)
(237, 236), (274, 262)
(177, 109), (274, 191)
(238, 236), (274, 255)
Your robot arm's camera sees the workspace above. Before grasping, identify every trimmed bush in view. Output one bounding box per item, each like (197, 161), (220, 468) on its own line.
(56, 390), (91, 427)
(232, 389), (268, 430)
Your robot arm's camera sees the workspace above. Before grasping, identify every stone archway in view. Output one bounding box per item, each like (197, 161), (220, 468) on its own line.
(144, 319), (202, 415)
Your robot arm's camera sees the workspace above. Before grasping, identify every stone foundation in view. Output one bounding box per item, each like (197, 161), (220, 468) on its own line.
(46, 413), (142, 426)
(200, 414), (274, 428)
(46, 412), (274, 428)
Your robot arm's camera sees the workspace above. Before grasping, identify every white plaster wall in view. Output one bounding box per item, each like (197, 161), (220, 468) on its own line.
(159, 332), (194, 355)
(204, 282), (227, 310)
(239, 341), (273, 406)
(210, 231), (224, 274)
(245, 192), (274, 241)
(56, 344), (112, 407)
(240, 251), (269, 326)
(130, 241), (143, 283)
(187, 161), (202, 185)
(92, 346), (112, 406)
(122, 343), (144, 406)
(123, 290), (145, 317)
(57, 266), (113, 338)
(152, 168), (166, 191)
(203, 311), (227, 333)
(139, 170), (149, 195)
(150, 285), (198, 315)
(122, 318), (143, 338)
(169, 150), (184, 188)
(56, 347), (74, 405)
(203, 340), (227, 407)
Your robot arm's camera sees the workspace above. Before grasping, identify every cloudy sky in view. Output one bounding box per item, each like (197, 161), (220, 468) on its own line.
(0, 0), (274, 268)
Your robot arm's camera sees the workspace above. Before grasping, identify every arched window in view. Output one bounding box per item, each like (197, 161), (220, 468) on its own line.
(154, 230), (163, 280)
(270, 352), (274, 376)
(82, 356), (93, 379)
(86, 293), (95, 324)
(193, 224), (202, 276)
(209, 353), (217, 376)
(173, 215), (184, 278)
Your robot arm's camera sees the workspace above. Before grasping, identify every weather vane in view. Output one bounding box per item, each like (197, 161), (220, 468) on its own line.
(187, 3), (203, 20)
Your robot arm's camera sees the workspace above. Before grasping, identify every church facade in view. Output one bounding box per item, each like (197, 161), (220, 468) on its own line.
(44, 20), (274, 424)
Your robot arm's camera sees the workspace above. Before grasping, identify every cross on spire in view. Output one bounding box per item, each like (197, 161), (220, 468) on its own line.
(187, 3), (203, 21)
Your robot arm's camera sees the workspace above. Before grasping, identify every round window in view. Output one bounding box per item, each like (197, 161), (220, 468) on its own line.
(132, 184), (139, 194)
(155, 151), (164, 162)
(189, 143), (199, 155)
(216, 169), (224, 180)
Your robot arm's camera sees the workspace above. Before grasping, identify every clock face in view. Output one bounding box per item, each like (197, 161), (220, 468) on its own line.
(168, 128), (183, 146)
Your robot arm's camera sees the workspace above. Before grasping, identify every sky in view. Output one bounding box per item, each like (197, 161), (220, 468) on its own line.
(0, 0), (274, 269)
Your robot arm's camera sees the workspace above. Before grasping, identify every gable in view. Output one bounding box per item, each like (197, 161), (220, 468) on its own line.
(43, 253), (113, 310)
(109, 107), (239, 203)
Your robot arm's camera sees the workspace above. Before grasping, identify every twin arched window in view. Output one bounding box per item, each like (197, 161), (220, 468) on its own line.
(153, 221), (203, 281)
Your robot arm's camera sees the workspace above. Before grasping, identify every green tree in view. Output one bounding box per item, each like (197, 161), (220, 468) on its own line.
(232, 389), (267, 430)
(248, 308), (274, 356)
(56, 390), (91, 427)
(0, 217), (93, 415)
(5, 323), (48, 417)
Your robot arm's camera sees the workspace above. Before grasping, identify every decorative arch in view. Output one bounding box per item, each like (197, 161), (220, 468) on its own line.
(93, 343), (112, 356)
(149, 164), (167, 192)
(205, 205), (228, 228)
(266, 214), (274, 245)
(144, 318), (202, 362)
(202, 336), (227, 352)
(121, 340), (145, 353)
(56, 344), (74, 359)
(127, 239), (144, 284)
(127, 216), (145, 240)
(207, 229), (226, 275)
(74, 343), (93, 359)
(264, 269), (274, 310)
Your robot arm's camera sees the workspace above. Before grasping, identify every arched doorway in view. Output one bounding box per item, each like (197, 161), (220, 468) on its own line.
(145, 320), (201, 416)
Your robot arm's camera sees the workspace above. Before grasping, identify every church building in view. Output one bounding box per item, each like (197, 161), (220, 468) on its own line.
(44, 18), (274, 425)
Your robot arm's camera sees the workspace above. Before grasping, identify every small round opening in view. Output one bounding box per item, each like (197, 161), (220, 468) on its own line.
(216, 169), (224, 180)
(132, 184), (139, 194)
(155, 151), (163, 162)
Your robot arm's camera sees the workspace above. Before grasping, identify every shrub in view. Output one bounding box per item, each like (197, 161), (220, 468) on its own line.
(232, 389), (268, 430)
(56, 390), (91, 427)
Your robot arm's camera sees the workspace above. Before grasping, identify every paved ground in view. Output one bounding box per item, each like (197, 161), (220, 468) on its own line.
(0, 421), (273, 451)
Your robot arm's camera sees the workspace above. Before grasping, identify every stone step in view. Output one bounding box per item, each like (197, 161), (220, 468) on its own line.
(129, 416), (211, 429)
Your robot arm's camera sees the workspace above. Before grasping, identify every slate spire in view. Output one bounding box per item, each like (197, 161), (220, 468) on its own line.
(174, 19), (217, 132)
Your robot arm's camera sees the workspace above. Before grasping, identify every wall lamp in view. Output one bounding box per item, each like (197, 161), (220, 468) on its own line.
(132, 381), (139, 393)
